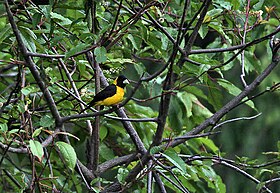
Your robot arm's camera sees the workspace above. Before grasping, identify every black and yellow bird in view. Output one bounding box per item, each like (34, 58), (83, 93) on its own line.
(81, 75), (129, 112)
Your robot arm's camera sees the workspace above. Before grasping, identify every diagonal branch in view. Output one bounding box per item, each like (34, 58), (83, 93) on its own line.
(170, 49), (280, 148)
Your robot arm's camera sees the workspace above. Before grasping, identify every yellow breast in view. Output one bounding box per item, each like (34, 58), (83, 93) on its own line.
(96, 86), (124, 106)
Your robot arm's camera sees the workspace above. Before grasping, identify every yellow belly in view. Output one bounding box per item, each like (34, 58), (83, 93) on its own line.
(95, 87), (124, 106)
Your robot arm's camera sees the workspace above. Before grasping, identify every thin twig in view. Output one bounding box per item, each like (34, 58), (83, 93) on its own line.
(108, 0), (123, 38)
(217, 160), (272, 193)
(162, 131), (221, 142)
(212, 113), (262, 130)
(155, 159), (191, 193)
(183, 155), (274, 193)
(210, 27), (280, 70)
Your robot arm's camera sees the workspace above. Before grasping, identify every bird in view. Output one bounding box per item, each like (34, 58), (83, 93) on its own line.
(81, 75), (129, 113)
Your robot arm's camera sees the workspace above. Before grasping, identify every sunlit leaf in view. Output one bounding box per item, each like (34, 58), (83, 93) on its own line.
(32, 127), (42, 138)
(117, 168), (129, 185)
(29, 140), (44, 162)
(21, 85), (38, 96)
(94, 46), (107, 63)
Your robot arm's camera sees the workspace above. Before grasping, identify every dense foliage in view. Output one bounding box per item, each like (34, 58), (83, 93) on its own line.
(0, 0), (279, 192)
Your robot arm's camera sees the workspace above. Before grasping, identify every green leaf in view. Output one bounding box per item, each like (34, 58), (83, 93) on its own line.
(50, 12), (72, 25)
(99, 126), (108, 141)
(191, 94), (213, 120)
(198, 24), (208, 39)
(21, 85), (38, 96)
(162, 149), (186, 173)
(198, 166), (217, 188)
(0, 25), (11, 44)
(127, 34), (141, 50)
(256, 181), (266, 192)
(217, 79), (241, 96)
(160, 31), (169, 50)
(150, 146), (162, 155)
(0, 123), (8, 133)
(99, 143), (115, 160)
(109, 58), (135, 64)
(16, 100), (25, 113)
(147, 32), (162, 51)
(29, 140), (44, 162)
(208, 22), (231, 44)
(207, 8), (223, 17)
(56, 141), (77, 171)
(177, 92), (193, 118)
(217, 79), (256, 110)
(59, 100), (74, 110)
(197, 138), (219, 153)
(19, 27), (37, 53)
(65, 43), (89, 59)
(19, 26), (37, 40)
(77, 60), (87, 75)
(94, 46), (107, 63)
(133, 63), (145, 75)
(259, 168), (274, 175)
(117, 168), (129, 185)
(206, 79), (223, 111)
(265, 18), (280, 27)
(32, 12), (42, 28)
(213, 0), (232, 10)
(40, 115), (55, 128)
(215, 175), (226, 193)
(186, 165), (199, 181)
(32, 127), (42, 138)
(253, 0), (265, 10)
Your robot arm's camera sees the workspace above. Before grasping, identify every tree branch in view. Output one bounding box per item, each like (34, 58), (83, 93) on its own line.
(152, 171), (167, 193)
(170, 51), (280, 148)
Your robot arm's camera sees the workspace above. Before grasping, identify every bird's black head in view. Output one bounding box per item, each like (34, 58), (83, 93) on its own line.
(114, 75), (129, 88)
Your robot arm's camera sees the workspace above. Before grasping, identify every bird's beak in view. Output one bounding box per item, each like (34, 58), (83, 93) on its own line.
(124, 79), (130, 84)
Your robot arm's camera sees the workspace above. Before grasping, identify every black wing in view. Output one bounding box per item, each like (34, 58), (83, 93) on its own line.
(88, 84), (117, 106)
